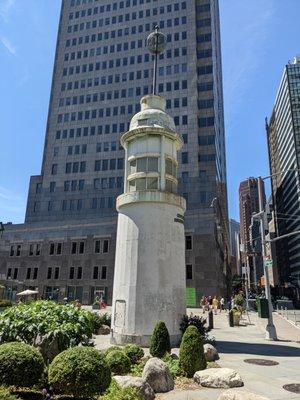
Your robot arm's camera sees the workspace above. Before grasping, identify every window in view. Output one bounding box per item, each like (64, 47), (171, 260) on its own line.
(186, 235), (192, 250)
(186, 264), (193, 280)
(101, 266), (107, 280)
(33, 268), (38, 280)
(71, 242), (77, 254)
(49, 243), (55, 255)
(51, 164), (58, 175)
(77, 266), (83, 279)
(6, 268), (12, 279)
(165, 158), (177, 177)
(182, 152), (188, 164)
(103, 239), (109, 253)
(26, 268), (31, 280)
(93, 266), (99, 280)
(182, 171), (189, 183)
(36, 243), (41, 255)
(69, 266), (75, 279)
(47, 267), (52, 279)
(29, 244), (34, 256)
(57, 243), (62, 255)
(54, 267), (60, 280)
(79, 241), (85, 254)
(50, 182), (56, 192)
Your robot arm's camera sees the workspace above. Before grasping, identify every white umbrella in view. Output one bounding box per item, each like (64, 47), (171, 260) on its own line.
(17, 289), (39, 296)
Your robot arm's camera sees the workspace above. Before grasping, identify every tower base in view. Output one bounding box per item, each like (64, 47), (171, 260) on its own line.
(110, 332), (182, 347)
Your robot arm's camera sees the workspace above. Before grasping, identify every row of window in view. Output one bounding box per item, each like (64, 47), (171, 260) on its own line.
(9, 239), (110, 257)
(70, 1), (187, 13)
(51, 159), (124, 175)
(6, 265), (108, 281)
(58, 79), (188, 106)
(181, 152), (216, 164)
(67, 16), (187, 31)
(33, 197), (115, 213)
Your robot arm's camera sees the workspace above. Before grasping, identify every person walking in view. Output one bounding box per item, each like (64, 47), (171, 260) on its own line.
(212, 296), (219, 315)
(220, 297), (225, 312)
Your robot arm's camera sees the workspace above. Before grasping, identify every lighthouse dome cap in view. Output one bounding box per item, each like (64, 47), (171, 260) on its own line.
(129, 94), (176, 132)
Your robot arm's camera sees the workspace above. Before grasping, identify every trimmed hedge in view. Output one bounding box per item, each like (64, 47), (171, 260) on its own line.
(0, 342), (45, 388)
(48, 346), (111, 397)
(105, 350), (131, 375)
(124, 344), (144, 364)
(99, 380), (142, 400)
(179, 325), (206, 378)
(0, 387), (19, 400)
(150, 321), (171, 358)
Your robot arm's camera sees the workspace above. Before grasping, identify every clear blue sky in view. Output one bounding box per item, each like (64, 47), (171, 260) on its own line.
(0, 0), (300, 223)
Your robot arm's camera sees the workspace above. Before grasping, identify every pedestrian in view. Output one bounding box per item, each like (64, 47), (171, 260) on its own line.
(212, 296), (219, 315)
(208, 296), (213, 309)
(75, 299), (82, 310)
(200, 296), (205, 313)
(220, 297), (225, 312)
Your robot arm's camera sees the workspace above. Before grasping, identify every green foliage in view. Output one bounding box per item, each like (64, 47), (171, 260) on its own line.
(0, 300), (12, 308)
(104, 346), (122, 357)
(129, 362), (145, 377)
(99, 380), (142, 400)
(9, 388), (42, 400)
(234, 293), (245, 308)
(0, 387), (19, 400)
(49, 346), (111, 397)
(179, 326), (206, 378)
(207, 361), (221, 369)
(91, 313), (111, 331)
(0, 301), (94, 351)
(162, 353), (181, 378)
(180, 314), (207, 336)
(0, 342), (45, 388)
(105, 350), (131, 375)
(149, 321), (171, 358)
(124, 344), (144, 364)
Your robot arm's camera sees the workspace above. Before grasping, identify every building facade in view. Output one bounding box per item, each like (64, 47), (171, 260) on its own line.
(267, 55), (300, 287)
(239, 178), (265, 287)
(229, 218), (240, 276)
(0, 0), (229, 304)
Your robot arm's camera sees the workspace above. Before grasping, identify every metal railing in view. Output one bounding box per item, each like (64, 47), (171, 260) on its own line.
(276, 306), (300, 327)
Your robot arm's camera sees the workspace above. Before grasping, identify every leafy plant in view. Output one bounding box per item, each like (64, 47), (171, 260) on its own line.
(104, 346), (122, 357)
(49, 346), (111, 397)
(0, 300), (12, 308)
(180, 314), (207, 335)
(0, 387), (19, 400)
(91, 313), (111, 331)
(124, 344), (144, 364)
(99, 380), (142, 400)
(0, 342), (45, 388)
(105, 350), (131, 375)
(179, 326), (206, 378)
(149, 321), (171, 358)
(234, 293), (245, 308)
(0, 301), (94, 352)
(129, 361), (146, 377)
(162, 353), (181, 378)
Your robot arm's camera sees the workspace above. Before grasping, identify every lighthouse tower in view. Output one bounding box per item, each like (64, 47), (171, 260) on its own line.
(111, 29), (186, 346)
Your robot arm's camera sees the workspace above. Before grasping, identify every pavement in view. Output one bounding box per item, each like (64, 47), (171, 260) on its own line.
(91, 307), (300, 400)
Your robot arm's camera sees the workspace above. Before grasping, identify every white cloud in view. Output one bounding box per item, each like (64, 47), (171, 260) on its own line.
(0, 0), (16, 22)
(0, 35), (16, 55)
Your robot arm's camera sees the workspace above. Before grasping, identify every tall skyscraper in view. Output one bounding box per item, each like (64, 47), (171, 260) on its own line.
(267, 55), (300, 287)
(239, 178), (265, 286)
(0, 0), (229, 303)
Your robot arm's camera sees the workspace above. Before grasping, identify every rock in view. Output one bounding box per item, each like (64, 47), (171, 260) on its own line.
(194, 368), (244, 388)
(114, 376), (155, 400)
(99, 325), (111, 335)
(34, 334), (60, 362)
(217, 390), (270, 400)
(142, 357), (174, 393)
(204, 343), (219, 361)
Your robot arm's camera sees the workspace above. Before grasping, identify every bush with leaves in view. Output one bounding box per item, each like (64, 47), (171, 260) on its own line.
(99, 380), (142, 400)
(0, 301), (94, 352)
(234, 293), (245, 309)
(91, 312), (111, 331)
(0, 342), (45, 388)
(0, 387), (19, 400)
(149, 321), (171, 358)
(0, 300), (12, 308)
(124, 344), (144, 364)
(179, 326), (206, 378)
(162, 353), (181, 378)
(104, 346), (122, 357)
(180, 314), (216, 346)
(105, 350), (132, 375)
(49, 346), (111, 397)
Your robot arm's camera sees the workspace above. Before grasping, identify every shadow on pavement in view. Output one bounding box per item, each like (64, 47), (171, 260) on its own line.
(217, 340), (300, 357)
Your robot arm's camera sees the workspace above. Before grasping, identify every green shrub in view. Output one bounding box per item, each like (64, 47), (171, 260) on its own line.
(162, 353), (181, 378)
(0, 387), (19, 400)
(149, 321), (171, 358)
(0, 300), (12, 308)
(179, 326), (206, 378)
(49, 346), (111, 397)
(124, 344), (144, 364)
(99, 380), (142, 400)
(0, 301), (94, 351)
(91, 313), (111, 331)
(234, 293), (245, 308)
(105, 350), (131, 375)
(207, 361), (221, 369)
(104, 346), (122, 357)
(0, 342), (45, 388)
(9, 388), (42, 400)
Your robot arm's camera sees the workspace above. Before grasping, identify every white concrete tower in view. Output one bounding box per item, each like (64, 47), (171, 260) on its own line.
(111, 93), (186, 346)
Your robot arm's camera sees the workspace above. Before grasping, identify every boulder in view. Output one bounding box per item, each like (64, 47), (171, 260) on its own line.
(204, 343), (219, 361)
(142, 357), (174, 393)
(194, 368), (243, 388)
(99, 325), (111, 335)
(34, 334), (60, 362)
(114, 376), (155, 400)
(217, 390), (270, 400)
